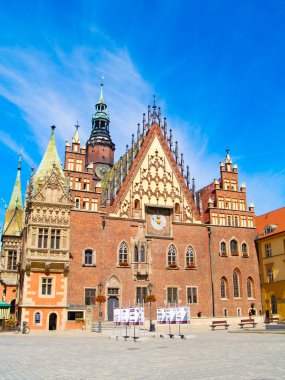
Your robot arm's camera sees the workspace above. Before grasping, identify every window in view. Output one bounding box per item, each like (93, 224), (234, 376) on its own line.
(267, 268), (274, 283)
(232, 199), (238, 210)
(242, 243), (248, 256)
(212, 213), (218, 225)
(239, 200), (245, 211)
(140, 246), (145, 262)
(42, 278), (52, 295)
(67, 158), (74, 171)
(83, 180), (90, 191)
(38, 228), (48, 248)
(187, 287), (198, 304)
(67, 311), (84, 321)
(227, 216), (232, 226)
(247, 217), (253, 227)
(35, 312), (41, 324)
(234, 216), (239, 227)
(231, 180), (237, 191)
(7, 250), (17, 270)
(84, 249), (94, 266)
(241, 216), (247, 227)
(82, 198), (89, 210)
(119, 242), (128, 264)
(220, 242), (227, 255)
(174, 203), (180, 214)
(220, 214), (226, 225)
(247, 278), (254, 298)
(50, 229), (60, 249)
(85, 288), (96, 305)
(134, 245), (139, 262)
(218, 198), (224, 208)
(224, 179), (230, 190)
(225, 198), (231, 209)
(91, 199), (98, 211)
(76, 160), (82, 171)
(75, 198), (80, 209)
(136, 287), (147, 304)
(220, 278), (227, 299)
(167, 244), (177, 266)
(223, 308), (228, 317)
(186, 246), (196, 266)
(265, 243), (271, 257)
(230, 239), (238, 255)
(134, 199), (140, 210)
(233, 271), (240, 298)
(167, 287), (178, 304)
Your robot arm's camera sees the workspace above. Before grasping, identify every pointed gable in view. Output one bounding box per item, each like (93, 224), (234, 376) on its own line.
(3, 157), (23, 236)
(108, 123), (200, 223)
(33, 126), (66, 194)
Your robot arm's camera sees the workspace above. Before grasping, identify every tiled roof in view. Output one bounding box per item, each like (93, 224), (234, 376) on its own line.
(256, 207), (285, 238)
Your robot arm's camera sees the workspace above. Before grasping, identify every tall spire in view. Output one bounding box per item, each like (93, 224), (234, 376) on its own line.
(3, 154), (23, 236)
(98, 76), (104, 104)
(72, 122), (80, 144)
(33, 126), (66, 193)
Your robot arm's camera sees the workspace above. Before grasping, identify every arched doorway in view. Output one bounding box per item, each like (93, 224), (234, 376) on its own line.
(49, 313), (57, 330)
(106, 275), (121, 322)
(10, 299), (16, 315)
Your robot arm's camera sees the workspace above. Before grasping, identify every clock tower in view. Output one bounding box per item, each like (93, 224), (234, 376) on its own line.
(86, 82), (115, 179)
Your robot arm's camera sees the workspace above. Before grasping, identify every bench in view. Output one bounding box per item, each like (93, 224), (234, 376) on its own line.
(238, 319), (257, 328)
(264, 317), (279, 324)
(210, 320), (229, 330)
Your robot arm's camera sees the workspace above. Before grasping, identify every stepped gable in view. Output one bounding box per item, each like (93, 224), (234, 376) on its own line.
(3, 154), (23, 236)
(101, 100), (200, 222)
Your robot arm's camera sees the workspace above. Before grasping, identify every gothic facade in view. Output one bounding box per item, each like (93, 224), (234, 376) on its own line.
(0, 85), (261, 330)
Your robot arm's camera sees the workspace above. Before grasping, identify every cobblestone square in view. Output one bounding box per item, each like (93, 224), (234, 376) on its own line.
(0, 330), (284, 380)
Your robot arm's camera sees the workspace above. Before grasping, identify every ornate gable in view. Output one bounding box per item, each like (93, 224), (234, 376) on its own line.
(109, 124), (200, 223)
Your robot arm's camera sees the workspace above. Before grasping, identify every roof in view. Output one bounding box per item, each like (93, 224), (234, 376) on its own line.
(32, 126), (66, 194)
(256, 207), (285, 239)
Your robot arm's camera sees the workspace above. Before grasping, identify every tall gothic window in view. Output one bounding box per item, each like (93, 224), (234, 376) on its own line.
(119, 242), (128, 264)
(186, 246), (196, 266)
(230, 239), (238, 255)
(221, 278), (227, 299)
(134, 245), (139, 262)
(247, 277), (254, 298)
(167, 244), (177, 266)
(220, 242), (227, 255)
(140, 246), (145, 262)
(242, 243), (248, 256)
(233, 271), (240, 298)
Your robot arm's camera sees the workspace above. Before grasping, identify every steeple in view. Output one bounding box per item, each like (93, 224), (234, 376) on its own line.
(32, 126), (66, 193)
(86, 82), (115, 168)
(3, 154), (23, 236)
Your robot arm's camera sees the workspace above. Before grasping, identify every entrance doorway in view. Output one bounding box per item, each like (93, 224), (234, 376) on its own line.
(107, 297), (119, 321)
(49, 313), (57, 330)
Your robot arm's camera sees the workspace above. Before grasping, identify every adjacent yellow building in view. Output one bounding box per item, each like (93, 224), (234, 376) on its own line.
(256, 207), (285, 320)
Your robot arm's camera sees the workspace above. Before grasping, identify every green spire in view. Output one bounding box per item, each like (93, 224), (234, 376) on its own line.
(33, 126), (66, 193)
(3, 154), (23, 236)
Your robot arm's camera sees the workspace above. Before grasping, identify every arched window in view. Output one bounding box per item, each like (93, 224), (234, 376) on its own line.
(234, 216), (239, 227)
(227, 216), (232, 226)
(242, 243), (248, 256)
(134, 199), (140, 210)
(140, 246), (145, 262)
(186, 246), (196, 266)
(247, 277), (254, 298)
(35, 311), (41, 324)
(134, 245), (138, 262)
(167, 244), (177, 266)
(119, 242), (128, 264)
(174, 203), (180, 214)
(220, 278), (227, 299)
(230, 239), (238, 255)
(233, 271), (240, 298)
(84, 249), (93, 265)
(220, 242), (227, 255)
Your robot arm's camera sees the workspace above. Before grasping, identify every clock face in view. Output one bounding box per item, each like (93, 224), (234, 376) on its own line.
(150, 214), (167, 231)
(95, 163), (110, 179)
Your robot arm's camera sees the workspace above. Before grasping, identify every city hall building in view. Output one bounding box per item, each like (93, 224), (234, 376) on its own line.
(0, 85), (261, 330)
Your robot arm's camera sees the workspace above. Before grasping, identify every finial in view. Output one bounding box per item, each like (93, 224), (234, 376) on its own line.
(180, 153), (184, 176)
(186, 166), (190, 189)
(225, 146), (229, 155)
(75, 121), (80, 130)
(175, 141), (179, 163)
(153, 95), (156, 108)
(163, 118), (168, 139)
(101, 75), (104, 86)
(51, 125), (56, 130)
(169, 129), (173, 151)
(142, 113), (146, 137)
(137, 123), (141, 149)
(18, 152), (22, 170)
(99, 76), (104, 103)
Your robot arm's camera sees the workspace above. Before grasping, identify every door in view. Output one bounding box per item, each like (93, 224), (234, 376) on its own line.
(108, 297), (119, 321)
(49, 313), (57, 330)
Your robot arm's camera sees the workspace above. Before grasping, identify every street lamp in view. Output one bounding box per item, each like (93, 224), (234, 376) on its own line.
(147, 282), (155, 332)
(98, 282), (103, 333)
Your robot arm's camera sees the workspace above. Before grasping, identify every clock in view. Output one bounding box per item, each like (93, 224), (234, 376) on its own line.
(150, 214), (167, 231)
(95, 163), (110, 179)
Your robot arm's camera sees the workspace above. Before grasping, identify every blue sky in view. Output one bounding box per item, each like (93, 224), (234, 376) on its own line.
(1, 0), (285, 228)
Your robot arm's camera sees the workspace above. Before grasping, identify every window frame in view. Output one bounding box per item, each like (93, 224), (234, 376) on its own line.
(118, 241), (129, 266)
(233, 271), (240, 298)
(167, 287), (178, 304)
(167, 244), (177, 267)
(187, 286), (198, 304)
(84, 288), (96, 306)
(7, 250), (17, 271)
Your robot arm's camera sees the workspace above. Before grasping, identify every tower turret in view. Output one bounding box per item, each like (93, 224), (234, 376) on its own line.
(86, 82), (115, 176)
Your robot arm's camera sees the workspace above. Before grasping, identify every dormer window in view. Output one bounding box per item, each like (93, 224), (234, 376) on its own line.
(264, 225), (277, 234)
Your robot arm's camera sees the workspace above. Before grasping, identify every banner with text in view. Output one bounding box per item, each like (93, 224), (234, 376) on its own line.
(113, 307), (144, 325)
(157, 307), (190, 324)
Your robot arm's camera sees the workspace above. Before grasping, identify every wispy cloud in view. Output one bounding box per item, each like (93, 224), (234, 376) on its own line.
(0, 131), (35, 167)
(0, 40), (283, 216)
